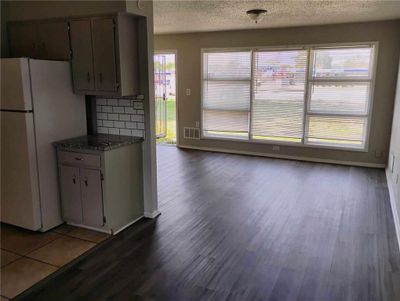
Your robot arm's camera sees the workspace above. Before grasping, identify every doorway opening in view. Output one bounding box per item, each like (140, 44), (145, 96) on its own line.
(154, 52), (177, 145)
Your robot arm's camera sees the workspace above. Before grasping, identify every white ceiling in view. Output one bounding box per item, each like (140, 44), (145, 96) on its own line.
(153, 0), (400, 34)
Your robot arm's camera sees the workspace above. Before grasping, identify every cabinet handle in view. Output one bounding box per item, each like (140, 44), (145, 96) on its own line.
(99, 72), (103, 83)
(84, 177), (88, 187)
(87, 72), (91, 83)
(75, 157), (83, 161)
(72, 177), (76, 184)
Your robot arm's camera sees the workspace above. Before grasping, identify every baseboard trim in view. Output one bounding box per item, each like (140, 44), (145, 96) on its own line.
(113, 215), (144, 235)
(144, 210), (161, 219)
(67, 222), (111, 234)
(386, 168), (400, 252)
(178, 144), (386, 168)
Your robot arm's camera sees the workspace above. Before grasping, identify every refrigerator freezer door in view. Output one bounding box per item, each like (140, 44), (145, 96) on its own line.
(0, 111), (42, 230)
(0, 58), (33, 111)
(29, 59), (87, 231)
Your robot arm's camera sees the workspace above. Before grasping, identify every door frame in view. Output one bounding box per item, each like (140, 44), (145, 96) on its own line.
(154, 50), (179, 146)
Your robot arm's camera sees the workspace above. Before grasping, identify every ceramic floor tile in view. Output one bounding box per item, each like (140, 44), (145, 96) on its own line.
(1, 250), (21, 267)
(52, 224), (77, 235)
(1, 224), (61, 255)
(1, 258), (57, 299)
(66, 227), (110, 243)
(26, 236), (95, 267)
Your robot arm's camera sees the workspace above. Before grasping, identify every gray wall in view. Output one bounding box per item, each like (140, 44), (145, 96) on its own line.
(155, 20), (400, 166)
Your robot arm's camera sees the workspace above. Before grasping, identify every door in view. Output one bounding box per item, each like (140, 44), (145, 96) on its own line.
(60, 165), (83, 223)
(0, 111), (42, 230)
(92, 17), (118, 92)
(69, 19), (95, 91)
(36, 21), (70, 60)
(8, 22), (38, 58)
(154, 54), (167, 138)
(80, 168), (104, 227)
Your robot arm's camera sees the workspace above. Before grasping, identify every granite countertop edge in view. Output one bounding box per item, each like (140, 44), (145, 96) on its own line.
(53, 134), (144, 152)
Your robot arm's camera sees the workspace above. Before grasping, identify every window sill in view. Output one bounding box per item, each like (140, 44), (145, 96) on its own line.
(201, 134), (368, 153)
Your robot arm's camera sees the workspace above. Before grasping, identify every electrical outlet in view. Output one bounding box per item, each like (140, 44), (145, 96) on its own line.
(195, 121), (199, 127)
(186, 88), (191, 96)
(272, 145), (280, 151)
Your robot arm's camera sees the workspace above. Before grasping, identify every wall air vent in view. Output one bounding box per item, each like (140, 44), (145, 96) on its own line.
(184, 127), (200, 140)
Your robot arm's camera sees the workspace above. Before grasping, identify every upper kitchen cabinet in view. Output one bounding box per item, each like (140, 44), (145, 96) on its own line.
(8, 20), (70, 60)
(69, 14), (139, 96)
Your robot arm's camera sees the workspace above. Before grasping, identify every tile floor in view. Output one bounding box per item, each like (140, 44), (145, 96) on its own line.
(0, 223), (110, 300)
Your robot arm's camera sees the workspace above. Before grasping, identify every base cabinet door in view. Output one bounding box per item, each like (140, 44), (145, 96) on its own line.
(80, 168), (104, 227)
(60, 165), (82, 223)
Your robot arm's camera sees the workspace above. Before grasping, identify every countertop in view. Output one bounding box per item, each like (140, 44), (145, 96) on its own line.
(53, 134), (143, 151)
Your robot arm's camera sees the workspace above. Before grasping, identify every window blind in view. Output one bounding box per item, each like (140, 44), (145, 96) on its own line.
(252, 50), (307, 142)
(305, 46), (374, 148)
(202, 51), (251, 139)
(201, 44), (375, 150)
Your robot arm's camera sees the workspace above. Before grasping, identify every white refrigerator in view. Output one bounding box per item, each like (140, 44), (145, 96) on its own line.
(1, 58), (87, 231)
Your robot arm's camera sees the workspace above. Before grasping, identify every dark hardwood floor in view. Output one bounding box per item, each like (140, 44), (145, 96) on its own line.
(17, 146), (400, 301)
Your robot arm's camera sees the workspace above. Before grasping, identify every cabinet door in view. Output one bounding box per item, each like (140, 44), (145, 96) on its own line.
(69, 19), (95, 91)
(36, 21), (70, 60)
(80, 168), (104, 227)
(60, 165), (82, 223)
(8, 23), (38, 58)
(92, 18), (118, 92)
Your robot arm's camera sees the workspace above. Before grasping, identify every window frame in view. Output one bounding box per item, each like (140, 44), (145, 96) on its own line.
(200, 42), (378, 152)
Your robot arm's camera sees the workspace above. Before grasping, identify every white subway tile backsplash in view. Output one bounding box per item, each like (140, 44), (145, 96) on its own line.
(131, 115), (144, 122)
(97, 98), (107, 105)
(132, 130), (144, 137)
(103, 120), (114, 127)
(120, 129), (132, 136)
(119, 114), (131, 121)
(126, 122), (136, 129)
(109, 128), (120, 135)
(107, 99), (119, 106)
(96, 97), (145, 138)
(133, 102), (143, 109)
(119, 99), (132, 106)
(125, 107), (136, 114)
(113, 106), (125, 114)
(102, 106), (113, 113)
(108, 113), (119, 121)
(97, 112), (107, 119)
(114, 121), (125, 128)
(97, 127), (108, 134)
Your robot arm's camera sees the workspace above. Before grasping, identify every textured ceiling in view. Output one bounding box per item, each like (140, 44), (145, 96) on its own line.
(153, 0), (400, 34)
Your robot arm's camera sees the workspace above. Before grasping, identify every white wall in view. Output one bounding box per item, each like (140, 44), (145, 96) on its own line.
(387, 59), (400, 247)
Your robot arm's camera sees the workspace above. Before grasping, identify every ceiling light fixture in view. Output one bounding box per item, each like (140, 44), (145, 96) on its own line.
(246, 9), (268, 24)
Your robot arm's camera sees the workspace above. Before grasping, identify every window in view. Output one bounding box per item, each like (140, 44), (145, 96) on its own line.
(305, 46), (374, 148)
(252, 49), (307, 143)
(201, 44), (376, 150)
(202, 51), (251, 139)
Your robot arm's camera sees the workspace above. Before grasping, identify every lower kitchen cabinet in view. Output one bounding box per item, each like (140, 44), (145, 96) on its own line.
(59, 165), (83, 224)
(56, 143), (143, 234)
